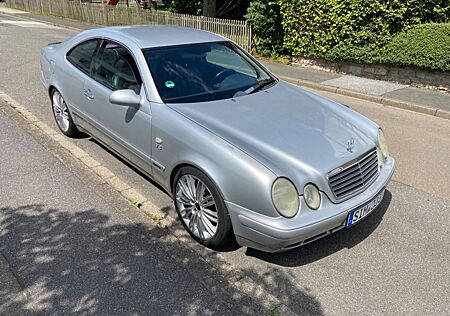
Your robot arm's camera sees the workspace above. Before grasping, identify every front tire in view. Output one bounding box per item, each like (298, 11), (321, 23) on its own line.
(173, 167), (232, 248)
(51, 89), (79, 137)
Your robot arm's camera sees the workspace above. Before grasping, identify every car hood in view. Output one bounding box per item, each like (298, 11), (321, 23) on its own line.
(168, 82), (379, 192)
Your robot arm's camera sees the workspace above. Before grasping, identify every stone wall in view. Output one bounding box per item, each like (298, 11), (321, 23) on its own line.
(293, 57), (450, 92)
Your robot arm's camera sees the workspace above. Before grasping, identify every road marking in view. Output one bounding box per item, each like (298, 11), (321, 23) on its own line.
(0, 20), (60, 29)
(0, 7), (29, 14)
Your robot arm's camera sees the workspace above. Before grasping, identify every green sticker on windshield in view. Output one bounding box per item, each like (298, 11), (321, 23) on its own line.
(165, 81), (175, 89)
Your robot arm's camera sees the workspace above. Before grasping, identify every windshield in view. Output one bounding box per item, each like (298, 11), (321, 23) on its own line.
(142, 42), (275, 103)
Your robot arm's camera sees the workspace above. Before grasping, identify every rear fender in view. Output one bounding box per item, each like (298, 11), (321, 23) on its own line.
(40, 43), (60, 88)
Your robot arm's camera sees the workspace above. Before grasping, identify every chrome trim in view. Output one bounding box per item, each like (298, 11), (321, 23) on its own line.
(151, 159), (166, 171)
(327, 148), (380, 200)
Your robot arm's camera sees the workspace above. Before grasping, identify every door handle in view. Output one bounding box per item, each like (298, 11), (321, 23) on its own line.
(83, 89), (94, 100)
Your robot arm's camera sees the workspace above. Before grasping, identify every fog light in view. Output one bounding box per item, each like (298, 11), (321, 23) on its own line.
(304, 183), (321, 210)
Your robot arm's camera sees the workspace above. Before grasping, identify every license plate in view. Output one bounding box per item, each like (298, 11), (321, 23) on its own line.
(346, 189), (385, 227)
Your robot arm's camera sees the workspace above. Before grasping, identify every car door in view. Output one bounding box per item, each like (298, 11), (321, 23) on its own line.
(82, 40), (153, 175)
(62, 38), (100, 128)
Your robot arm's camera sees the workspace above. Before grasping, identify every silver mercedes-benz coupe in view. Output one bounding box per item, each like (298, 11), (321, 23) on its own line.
(40, 25), (395, 252)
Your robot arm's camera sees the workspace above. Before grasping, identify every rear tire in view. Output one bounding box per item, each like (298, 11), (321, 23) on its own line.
(173, 166), (233, 248)
(51, 89), (80, 137)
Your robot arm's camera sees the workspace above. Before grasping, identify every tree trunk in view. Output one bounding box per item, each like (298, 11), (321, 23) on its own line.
(203, 0), (216, 17)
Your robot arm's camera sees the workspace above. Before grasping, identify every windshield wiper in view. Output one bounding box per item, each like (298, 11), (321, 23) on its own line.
(247, 78), (276, 94)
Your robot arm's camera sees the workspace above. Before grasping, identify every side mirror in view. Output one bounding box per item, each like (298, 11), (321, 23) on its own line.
(109, 89), (142, 108)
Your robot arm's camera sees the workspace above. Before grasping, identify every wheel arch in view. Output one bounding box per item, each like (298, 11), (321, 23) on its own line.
(169, 162), (221, 197)
(48, 84), (75, 116)
(48, 85), (57, 98)
(171, 161), (235, 247)
(152, 105), (277, 218)
(170, 162), (192, 193)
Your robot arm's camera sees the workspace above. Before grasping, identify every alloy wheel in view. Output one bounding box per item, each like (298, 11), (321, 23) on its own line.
(175, 174), (219, 240)
(52, 90), (70, 133)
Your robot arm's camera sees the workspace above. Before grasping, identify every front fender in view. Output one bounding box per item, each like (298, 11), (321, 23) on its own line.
(151, 103), (279, 217)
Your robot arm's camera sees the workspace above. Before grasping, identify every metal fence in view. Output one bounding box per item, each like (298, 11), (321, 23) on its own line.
(5, 0), (252, 51)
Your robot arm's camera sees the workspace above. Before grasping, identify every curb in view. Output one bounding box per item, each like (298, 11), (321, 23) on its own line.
(278, 75), (450, 121)
(0, 90), (296, 315)
(0, 90), (171, 228)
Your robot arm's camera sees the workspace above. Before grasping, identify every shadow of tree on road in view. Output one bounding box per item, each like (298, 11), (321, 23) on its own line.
(246, 190), (392, 267)
(0, 204), (324, 315)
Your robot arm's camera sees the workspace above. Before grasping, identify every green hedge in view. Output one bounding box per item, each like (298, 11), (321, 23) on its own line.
(245, 0), (285, 56)
(327, 23), (450, 71)
(245, 0), (450, 71)
(279, 0), (449, 57)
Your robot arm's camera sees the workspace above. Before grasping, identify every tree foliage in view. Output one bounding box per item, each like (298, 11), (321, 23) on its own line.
(167, 0), (203, 15)
(245, 0), (284, 56)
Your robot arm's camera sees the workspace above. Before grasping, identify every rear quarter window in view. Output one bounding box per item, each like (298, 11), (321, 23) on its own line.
(67, 39), (99, 74)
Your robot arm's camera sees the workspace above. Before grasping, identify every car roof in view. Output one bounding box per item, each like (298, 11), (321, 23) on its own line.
(84, 25), (227, 49)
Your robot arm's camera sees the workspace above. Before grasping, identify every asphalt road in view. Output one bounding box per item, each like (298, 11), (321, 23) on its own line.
(0, 101), (237, 315)
(1, 12), (449, 315)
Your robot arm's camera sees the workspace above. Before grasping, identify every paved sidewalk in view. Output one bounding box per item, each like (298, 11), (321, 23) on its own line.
(263, 61), (450, 114)
(0, 3), (449, 117)
(0, 103), (235, 314)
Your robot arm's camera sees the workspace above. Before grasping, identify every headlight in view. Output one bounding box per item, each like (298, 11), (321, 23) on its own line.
(378, 129), (389, 159)
(304, 183), (321, 210)
(272, 178), (299, 218)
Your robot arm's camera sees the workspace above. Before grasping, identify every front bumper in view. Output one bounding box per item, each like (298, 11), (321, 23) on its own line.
(227, 156), (396, 252)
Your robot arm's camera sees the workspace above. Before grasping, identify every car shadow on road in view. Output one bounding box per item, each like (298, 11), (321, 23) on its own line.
(246, 190), (392, 267)
(0, 204), (324, 315)
(71, 130), (90, 140)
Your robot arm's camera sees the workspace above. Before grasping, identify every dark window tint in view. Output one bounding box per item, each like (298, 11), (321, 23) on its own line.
(67, 39), (99, 74)
(142, 42), (271, 103)
(92, 41), (142, 94)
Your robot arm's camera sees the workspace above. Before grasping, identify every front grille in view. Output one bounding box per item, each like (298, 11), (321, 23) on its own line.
(328, 149), (379, 199)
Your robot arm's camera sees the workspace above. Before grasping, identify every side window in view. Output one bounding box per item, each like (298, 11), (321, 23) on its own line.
(67, 39), (99, 74)
(92, 41), (142, 94)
